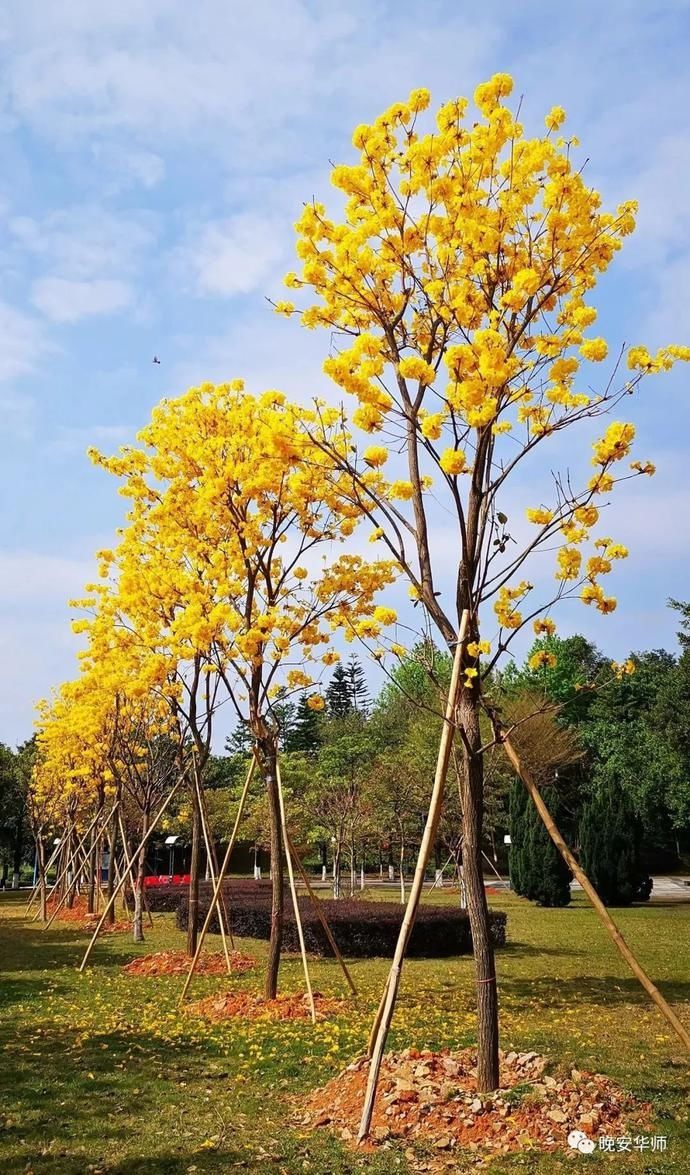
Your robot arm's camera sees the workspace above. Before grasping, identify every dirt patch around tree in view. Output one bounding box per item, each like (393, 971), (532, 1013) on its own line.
(47, 897), (131, 933)
(123, 949), (256, 977)
(187, 990), (346, 1022)
(296, 1048), (651, 1163)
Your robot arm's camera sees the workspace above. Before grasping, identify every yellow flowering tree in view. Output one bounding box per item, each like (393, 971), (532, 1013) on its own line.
(90, 381), (397, 996)
(32, 677), (117, 919)
(281, 75), (690, 1092)
(73, 550), (231, 954)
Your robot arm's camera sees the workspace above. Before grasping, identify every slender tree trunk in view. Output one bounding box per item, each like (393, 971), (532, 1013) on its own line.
(12, 827), (22, 889)
(133, 810), (149, 943)
(65, 828), (77, 909)
(86, 821), (99, 915)
(106, 810), (118, 926)
(38, 840), (47, 922)
(186, 785), (202, 957)
(458, 689), (499, 1092)
(399, 835), (406, 904)
(262, 739), (284, 999)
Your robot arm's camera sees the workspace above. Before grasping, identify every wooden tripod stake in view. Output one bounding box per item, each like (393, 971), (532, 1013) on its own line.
(275, 756), (316, 1023)
(194, 772), (234, 967)
(284, 826), (357, 997)
(78, 779), (184, 972)
(26, 835), (64, 915)
(180, 756), (257, 1003)
(500, 729), (690, 1054)
(43, 803), (119, 931)
(359, 610), (469, 1141)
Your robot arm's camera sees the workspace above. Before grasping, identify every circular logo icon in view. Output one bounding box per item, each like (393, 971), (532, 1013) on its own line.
(578, 1137), (596, 1154)
(568, 1130), (586, 1149)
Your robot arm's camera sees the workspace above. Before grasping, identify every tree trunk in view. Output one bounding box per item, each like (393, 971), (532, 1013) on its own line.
(399, 837), (406, 904)
(186, 785), (202, 957)
(38, 840), (47, 922)
(458, 689), (499, 1092)
(133, 810), (149, 943)
(106, 810), (118, 926)
(65, 829), (77, 909)
(86, 821), (98, 915)
(262, 740), (284, 999)
(12, 827), (22, 889)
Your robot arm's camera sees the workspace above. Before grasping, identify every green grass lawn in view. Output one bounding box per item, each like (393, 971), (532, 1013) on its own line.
(1, 889), (688, 1174)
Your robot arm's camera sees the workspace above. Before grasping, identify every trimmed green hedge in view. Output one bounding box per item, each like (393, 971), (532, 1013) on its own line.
(173, 887), (507, 958)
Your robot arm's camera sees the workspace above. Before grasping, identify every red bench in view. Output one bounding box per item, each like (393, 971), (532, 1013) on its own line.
(143, 874), (191, 887)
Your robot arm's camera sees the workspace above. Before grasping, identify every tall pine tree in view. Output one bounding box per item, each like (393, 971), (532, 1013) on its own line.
(326, 664), (352, 719)
(287, 693), (322, 755)
(508, 778), (528, 896)
(579, 783), (648, 905)
(509, 779), (571, 906)
(345, 654), (370, 714)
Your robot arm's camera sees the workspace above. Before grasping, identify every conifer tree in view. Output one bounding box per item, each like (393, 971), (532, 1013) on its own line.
(345, 654), (370, 715)
(510, 779), (571, 906)
(579, 784), (647, 905)
(508, 777), (528, 896)
(326, 664), (352, 719)
(526, 784), (572, 907)
(287, 693), (322, 756)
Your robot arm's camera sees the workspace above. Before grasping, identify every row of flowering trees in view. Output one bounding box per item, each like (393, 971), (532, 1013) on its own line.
(31, 74), (690, 1129)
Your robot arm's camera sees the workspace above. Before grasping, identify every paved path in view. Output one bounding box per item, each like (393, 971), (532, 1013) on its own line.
(344, 876), (690, 902)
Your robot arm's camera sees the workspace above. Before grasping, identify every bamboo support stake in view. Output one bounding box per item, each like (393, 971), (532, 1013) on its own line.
(180, 756), (257, 1003)
(284, 826), (357, 997)
(499, 730), (690, 1053)
(117, 811), (153, 928)
(195, 774), (235, 962)
(275, 756), (316, 1024)
(32, 819), (77, 920)
(78, 780), (184, 972)
(359, 610), (469, 1142)
(42, 806), (118, 929)
(43, 818), (109, 931)
(426, 852), (454, 895)
(26, 836), (64, 914)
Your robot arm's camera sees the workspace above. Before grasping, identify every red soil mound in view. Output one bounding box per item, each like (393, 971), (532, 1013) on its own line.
(187, 990), (346, 1022)
(297, 1048), (650, 1159)
(123, 950), (255, 977)
(47, 897), (130, 932)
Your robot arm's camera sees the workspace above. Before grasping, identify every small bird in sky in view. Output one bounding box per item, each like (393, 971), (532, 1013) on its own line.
(152, 355), (161, 364)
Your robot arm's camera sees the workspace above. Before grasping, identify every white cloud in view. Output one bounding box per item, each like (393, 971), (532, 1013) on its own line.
(0, 549), (95, 743)
(0, 300), (47, 382)
(0, 549), (93, 607)
(9, 205), (155, 279)
(179, 214), (286, 298)
(89, 143), (166, 190)
(31, 276), (132, 322)
(47, 423), (133, 455)
(0, 391), (36, 440)
(0, 1), (356, 152)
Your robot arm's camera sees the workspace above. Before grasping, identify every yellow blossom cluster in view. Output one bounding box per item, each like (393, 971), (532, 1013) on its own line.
(284, 75), (689, 644)
(87, 383), (399, 718)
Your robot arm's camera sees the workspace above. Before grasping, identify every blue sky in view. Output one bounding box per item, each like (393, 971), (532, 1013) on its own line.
(1, 0), (690, 746)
